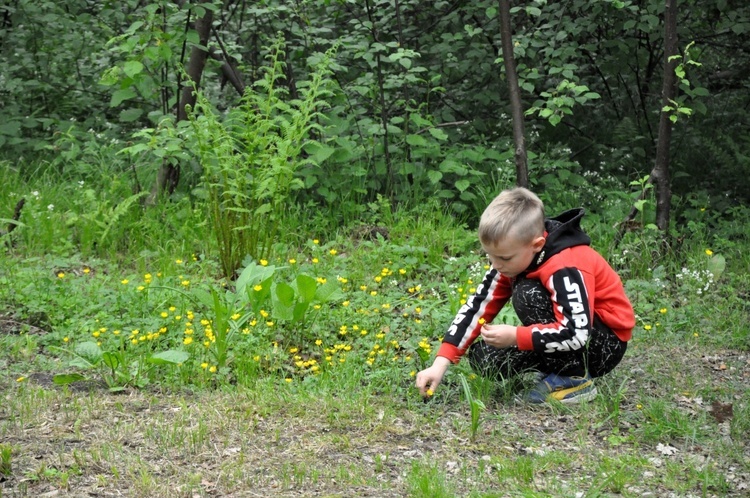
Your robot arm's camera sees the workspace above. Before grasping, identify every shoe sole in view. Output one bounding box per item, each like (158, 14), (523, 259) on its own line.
(557, 385), (598, 404)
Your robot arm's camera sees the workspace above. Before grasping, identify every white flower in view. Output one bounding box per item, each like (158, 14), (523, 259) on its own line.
(31, 191), (40, 198)
(47, 204), (54, 211)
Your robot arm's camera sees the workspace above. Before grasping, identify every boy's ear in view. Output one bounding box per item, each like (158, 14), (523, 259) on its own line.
(532, 236), (546, 252)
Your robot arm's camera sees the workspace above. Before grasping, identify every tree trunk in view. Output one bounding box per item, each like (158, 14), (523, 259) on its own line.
(498, 0), (528, 188)
(652, 0), (678, 232)
(148, 6), (214, 204)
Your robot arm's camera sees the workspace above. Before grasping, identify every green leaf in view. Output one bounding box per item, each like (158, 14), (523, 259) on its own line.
(427, 170), (443, 184)
(119, 108), (143, 123)
(526, 6), (542, 16)
(53, 373), (86, 385)
(110, 88), (137, 107)
(398, 58), (412, 70)
(406, 134), (427, 146)
(428, 127), (448, 141)
(707, 254), (726, 280)
(0, 121), (21, 136)
(148, 350), (190, 365)
(75, 341), (103, 365)
(123, 60), (144, 78)
(296, 274), (317, 304)
(314, 281), (343, 303)
(455, 179), (471, 192)
(102, 351), (121, 369)
(275, 282), (296, 307)
(486, 6), (497, 18)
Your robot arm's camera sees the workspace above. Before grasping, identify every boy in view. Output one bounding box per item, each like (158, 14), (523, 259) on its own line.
(416, 188), (635, 403)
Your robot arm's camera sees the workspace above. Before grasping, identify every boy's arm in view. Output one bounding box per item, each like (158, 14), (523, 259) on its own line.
(437, 268), (512, 363)
(515, 267), (595, 353)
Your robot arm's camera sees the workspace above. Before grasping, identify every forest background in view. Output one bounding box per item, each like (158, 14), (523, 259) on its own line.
(1, 1), (749, 497)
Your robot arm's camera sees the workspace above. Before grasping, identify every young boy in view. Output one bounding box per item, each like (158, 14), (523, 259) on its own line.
(415, 187), (635, 403)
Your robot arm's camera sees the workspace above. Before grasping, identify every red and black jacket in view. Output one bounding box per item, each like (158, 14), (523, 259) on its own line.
(437, 208), (635, 363)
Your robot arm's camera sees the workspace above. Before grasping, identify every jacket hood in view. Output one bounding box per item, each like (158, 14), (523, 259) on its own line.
(528, 208), (591, 270)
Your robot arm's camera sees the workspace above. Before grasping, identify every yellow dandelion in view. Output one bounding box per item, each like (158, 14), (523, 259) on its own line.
(342, 300), (350, 307)
(329, 249), (337, 256)
(399, 269), (406, 275)
(644, 324), (652, 331)
(315, 339), (323, 346)
(312, 258), (319, 264)
(181, 280), (190, 287)
(426, 389), (434, 397)
(260, 259), (268, 266)
(705, 249), (713, 256)
(92, 331), (100, 338)
(285, 378), (293, 383)
(16, 376), (25, 382)
(313, 239), (320, 244)
(57, 272), (65, 279)
(289, 258), (296, 264)
(183, 337), (193, 345)
(175, 259), (183, 264)
(63, 337), (69, 343)
(231, 313), (241, 320)
(370, 291), (378, 296)
(121, 279), (129, 285)
(209, 365), (217, 373)
(83, 268), (90, 274)
(660, 308), (667, 314)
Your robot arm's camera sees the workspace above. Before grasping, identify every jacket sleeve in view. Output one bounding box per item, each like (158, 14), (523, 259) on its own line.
(437, 268), (512, 363)
(515, 267), (595, 354)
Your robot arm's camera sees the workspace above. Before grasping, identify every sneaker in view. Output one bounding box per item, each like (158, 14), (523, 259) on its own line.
(526, 373), (597, 404)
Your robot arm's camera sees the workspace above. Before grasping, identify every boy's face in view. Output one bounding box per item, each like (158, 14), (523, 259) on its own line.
(481, 235), (546, 278)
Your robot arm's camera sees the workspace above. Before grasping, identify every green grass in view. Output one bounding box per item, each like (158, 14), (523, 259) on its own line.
(1, 165), (749, 496)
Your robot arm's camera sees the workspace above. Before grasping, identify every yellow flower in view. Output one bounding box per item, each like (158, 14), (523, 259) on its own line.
(63, 337), (69, 343)
(316, 277), (326, 284)
(290, 347), (299, 353)
(231, 313), (241, 320)
(644, 325), (652, 331)
(329, 249), (337, 256)
(201, 362), (208, 369)
(289, 258), (296, 264)
(161, 312), (168, 318)
(181, 280), (190, 287)
(478, 318), (486, 325)
(183, 337), (193, 345)
(57, 272), (65, 279)
(285, 378), (293, 383)
(399, 268), (406, 275)
(253, 284), (263, 292)
(374, 276), (382, 283)
(313, 239), (320, 245)
(360, 285), (368, 291)
(426, 389), (434, 397)
(121, 279), (129, 285)
(260, 259), (268, 266)
(175, 259), (183, 264)
(266, 321), (274, 327)
(83, 268), (90, 274)
(342, 301), (350, 307)
(137, 285), (145, 291)
(92, 331), (100, 338)
(312, 258), (319, 264)
(209, 365), (217, 373)
(705, 249), (713, 256)
(370, 291), (378, 296)
(169, 306), (176, 312)
(144, 273), (152, 281)
(16, 376), (25, 382)
(315, 339), (323, 346)
(660, 308), (667, 314)
(409, 370), (416, 377)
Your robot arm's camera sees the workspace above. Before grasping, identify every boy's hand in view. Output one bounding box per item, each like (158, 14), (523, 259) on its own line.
(480, 324), (518, 349)
(415, 356), (451, 397)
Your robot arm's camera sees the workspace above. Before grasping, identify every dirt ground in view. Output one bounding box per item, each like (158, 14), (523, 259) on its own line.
(1, 317), (749, 497)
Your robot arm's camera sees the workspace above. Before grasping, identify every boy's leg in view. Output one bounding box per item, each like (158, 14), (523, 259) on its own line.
(512, 277), (627, 378)
(467, 277), (627, 381)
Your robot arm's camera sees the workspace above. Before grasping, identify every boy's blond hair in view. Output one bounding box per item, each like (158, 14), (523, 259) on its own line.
(478, 187), (545, 245)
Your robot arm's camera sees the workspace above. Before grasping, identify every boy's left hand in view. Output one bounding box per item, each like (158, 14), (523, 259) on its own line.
(480, 324), (518, 349)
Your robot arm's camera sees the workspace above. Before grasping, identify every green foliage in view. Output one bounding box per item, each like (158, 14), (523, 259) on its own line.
(189, 37), (336, 278)
(50, 340), (188, 391)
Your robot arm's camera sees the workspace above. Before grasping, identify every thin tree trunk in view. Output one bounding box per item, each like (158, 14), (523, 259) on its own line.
(148, 6), (214, 204)
(498, 0), (528, 188)
(653, 0), (678, 232)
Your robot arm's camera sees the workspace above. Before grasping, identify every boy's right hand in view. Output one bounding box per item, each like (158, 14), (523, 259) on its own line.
(415, 356), (452, 397)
